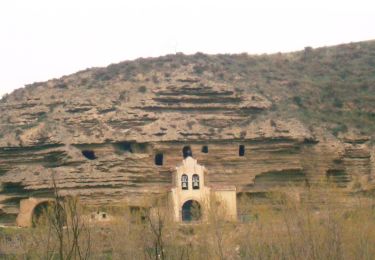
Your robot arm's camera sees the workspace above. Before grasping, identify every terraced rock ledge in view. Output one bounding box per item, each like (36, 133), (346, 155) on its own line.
(0, 40), (374, 225)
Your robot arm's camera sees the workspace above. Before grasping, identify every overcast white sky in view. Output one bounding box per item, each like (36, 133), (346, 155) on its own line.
(0, 0), (374, 97)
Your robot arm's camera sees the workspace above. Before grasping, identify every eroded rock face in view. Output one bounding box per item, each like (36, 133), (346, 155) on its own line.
(0, 42), (374, 224)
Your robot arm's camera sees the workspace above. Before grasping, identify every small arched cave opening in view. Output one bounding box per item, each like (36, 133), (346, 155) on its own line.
(239, 145), (245, 157)
(155, 153), (164, 166)
(201, 145), (208, 153)
(32, 201), (66, 227)
(182, 146), (193, 159)
(182, 200), (201, 222)
(82, 150), (97, 160)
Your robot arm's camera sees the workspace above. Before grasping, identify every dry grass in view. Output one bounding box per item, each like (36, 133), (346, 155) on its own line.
(1, 186), (374, 259)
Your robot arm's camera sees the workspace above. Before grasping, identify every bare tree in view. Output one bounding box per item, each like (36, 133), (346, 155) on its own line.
(38, 172), (91, 260)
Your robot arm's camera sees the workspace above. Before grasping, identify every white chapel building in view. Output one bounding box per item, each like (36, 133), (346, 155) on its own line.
(170, 147), (237, 222)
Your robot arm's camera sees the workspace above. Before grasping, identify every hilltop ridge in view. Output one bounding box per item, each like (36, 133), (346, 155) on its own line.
(0, 40), (374, 147)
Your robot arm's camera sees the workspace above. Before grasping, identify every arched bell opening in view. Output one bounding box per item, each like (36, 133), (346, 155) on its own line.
(181, 174), (189, 190)
(181, 200), (201, 222)
(192, 174), (200, 190)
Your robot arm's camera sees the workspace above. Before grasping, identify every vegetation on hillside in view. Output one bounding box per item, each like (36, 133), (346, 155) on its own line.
(88, 40), (374, 137)
(1, 40), (374, 139)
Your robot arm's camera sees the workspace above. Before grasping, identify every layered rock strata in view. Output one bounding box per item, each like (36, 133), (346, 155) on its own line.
(0, 41), (374, 224)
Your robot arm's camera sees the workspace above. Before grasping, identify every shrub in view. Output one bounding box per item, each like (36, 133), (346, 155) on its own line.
(193, 65), (205, 75)
(138, 85), (147, 93)
(333, 98), (343, 108)
(293, 96), (303, 107)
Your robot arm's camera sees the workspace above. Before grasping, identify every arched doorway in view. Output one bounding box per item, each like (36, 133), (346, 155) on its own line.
(181, 200), (201, 222)
(32, 201), (66, 227)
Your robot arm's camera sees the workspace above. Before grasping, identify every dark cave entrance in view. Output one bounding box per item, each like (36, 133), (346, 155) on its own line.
(116, 142), (133, 153)
(82, 150), (97, 160)
(201, 145), (208, 153)
(182, 146), (193, 158)
(239, 145), (245, 157)
(155, 153), (164, 166)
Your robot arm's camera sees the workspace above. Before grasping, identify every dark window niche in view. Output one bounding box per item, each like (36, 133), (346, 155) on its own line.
(201, 145), (208, 153)
(182, 146), (193, 158)
(118, 142), (133, 153)
(239, 145), (245, 157)
(82, 150), (97, 160)
(155, 153), (164, 166)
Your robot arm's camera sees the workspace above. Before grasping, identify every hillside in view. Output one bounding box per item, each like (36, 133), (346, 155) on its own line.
(0, 40), (374, 225)
(0, 40), (374, 147)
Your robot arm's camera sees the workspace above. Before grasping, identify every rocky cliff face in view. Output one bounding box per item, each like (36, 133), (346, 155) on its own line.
(0, 41), (374, 224)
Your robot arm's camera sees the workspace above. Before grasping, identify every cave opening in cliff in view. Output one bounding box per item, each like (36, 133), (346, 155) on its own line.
(32, 201), (66, 227)
(155, 153), (164, 166)
(116, 142), (133, 153)
(183, 146), (193, 158)
(201, 145), (208, 153)
(239, 145), (245, 156)
(1, 182), (25, 193)
(82, 150), (97, 160)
